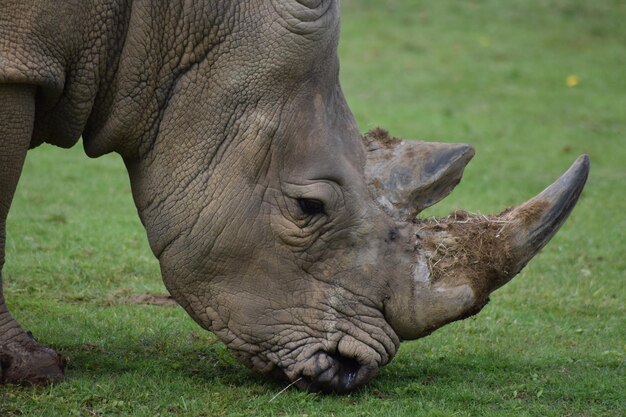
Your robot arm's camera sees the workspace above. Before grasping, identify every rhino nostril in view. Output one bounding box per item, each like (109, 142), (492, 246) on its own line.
(334, 354), (361, 389)
(280, 350), (379, 393)
(306, 351), (373, 393)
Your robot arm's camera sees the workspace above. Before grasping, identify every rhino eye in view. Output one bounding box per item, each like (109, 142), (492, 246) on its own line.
(298, 198), (325, 215)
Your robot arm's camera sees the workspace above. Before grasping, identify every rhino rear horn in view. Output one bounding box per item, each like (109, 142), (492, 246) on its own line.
(364, 128), (474, 221)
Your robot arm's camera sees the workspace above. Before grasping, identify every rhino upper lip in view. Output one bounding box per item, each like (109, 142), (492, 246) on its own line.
(264, 344), (379, 393)
(284, 348), (378, 393)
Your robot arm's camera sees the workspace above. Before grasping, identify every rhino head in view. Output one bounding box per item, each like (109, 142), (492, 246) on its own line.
(118, 1), (589, 392)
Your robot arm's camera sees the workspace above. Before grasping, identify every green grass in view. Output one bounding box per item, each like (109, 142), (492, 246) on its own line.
(2, 0), (625, 415)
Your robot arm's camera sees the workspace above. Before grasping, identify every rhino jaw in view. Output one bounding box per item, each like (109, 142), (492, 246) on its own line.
(387, 155), (590, 340)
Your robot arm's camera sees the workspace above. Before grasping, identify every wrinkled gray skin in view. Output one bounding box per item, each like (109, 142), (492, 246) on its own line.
(0, 0), (588, 392)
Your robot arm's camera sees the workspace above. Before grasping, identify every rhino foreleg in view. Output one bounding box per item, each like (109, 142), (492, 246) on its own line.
(0, 84), (65, 385)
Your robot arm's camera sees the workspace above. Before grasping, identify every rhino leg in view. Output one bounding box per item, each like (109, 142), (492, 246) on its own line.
(0, 84), (66, 385)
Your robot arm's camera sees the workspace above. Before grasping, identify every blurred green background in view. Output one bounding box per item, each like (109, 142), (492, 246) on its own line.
(2, 0), (624, 416)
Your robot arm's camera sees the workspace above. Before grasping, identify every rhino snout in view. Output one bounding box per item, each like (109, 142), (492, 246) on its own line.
(385, 155), (589, 340)
(287, 343), (380, 393)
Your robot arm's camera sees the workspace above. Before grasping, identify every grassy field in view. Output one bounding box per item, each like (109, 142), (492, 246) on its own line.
(2, 0), (625, 416)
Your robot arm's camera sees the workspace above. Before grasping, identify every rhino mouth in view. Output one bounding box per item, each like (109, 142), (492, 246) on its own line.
(273, 349), (379, 393)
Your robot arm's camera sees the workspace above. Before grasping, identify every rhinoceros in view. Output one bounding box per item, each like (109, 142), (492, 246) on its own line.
(0, 0), (588, 392)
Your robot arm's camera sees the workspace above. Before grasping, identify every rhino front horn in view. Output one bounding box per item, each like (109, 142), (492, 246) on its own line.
(386, 155), (590, 340)
(499, 154), (590, 287)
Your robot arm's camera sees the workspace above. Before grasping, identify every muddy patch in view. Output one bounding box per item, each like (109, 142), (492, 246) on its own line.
(512, 199), (549, 227)
(416, 210), (516, 302)
(126, 293), (178, 307)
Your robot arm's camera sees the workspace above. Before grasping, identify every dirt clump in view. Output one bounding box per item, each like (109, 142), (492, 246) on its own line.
(127, 293), (178, 306)
(363, 127), (401, 148)
(416, 209), (516, 303)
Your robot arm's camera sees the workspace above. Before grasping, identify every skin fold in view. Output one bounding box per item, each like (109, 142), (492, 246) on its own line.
(0, 0), (588, 392)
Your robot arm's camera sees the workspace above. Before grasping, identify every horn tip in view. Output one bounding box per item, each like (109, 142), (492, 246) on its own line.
(573, 153), (590, 174)
(563, 154), (590, 195)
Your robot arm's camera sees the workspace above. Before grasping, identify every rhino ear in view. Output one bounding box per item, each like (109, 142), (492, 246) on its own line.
(364, 128), (474, 221)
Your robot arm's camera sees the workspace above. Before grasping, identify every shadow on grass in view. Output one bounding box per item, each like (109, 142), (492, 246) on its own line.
(60, 341), (265, 388)
(14, 299), (623, 409)
(57, 336), (556, 396)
